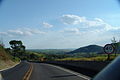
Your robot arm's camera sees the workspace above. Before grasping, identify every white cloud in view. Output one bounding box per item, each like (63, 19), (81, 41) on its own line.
(42, 22), (53, 28)
(0, 28), (46, 37)
(84, 18), (105, 27)
(61, 14), (120, 33)
(94, 18), (104, 22)
(61, 14), (86, 25)
(61, 14), (103, 26)
(8, 30), (24, 35)
(62, 28), (80, 34)
(23, 28), (46, 34)
(59, 15), (120, 48)
(0, 32), (8, 35)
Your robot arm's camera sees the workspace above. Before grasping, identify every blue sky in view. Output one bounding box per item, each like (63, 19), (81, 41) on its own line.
(0, 0), (120, 49)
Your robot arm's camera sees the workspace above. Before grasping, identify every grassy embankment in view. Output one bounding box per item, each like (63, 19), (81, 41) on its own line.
(0, 46), (19, 70)
(25, 51), (46, 61)
(56, 54), (119, 61)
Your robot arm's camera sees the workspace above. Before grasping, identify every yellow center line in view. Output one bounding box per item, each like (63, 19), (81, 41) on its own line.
(23, 63), (33, 80)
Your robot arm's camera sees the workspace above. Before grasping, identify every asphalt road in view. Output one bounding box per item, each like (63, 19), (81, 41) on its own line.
(30, 63), (90, 80)
(0, 62), (90, 80)
(0, 61), (30, 80)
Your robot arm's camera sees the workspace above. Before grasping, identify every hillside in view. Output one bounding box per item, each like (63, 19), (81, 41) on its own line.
(68, 45), (103, 54)
(27, 49), (75, 54)
(0, 46), (17, 70)
(0, 46), (10, 60)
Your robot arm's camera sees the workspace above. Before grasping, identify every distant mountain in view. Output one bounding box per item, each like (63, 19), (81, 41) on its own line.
(67, 45), (103, 54)
(27, 49), (75, 54)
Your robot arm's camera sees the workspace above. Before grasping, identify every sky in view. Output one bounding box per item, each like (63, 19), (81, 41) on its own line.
(0, 0), (120, 49)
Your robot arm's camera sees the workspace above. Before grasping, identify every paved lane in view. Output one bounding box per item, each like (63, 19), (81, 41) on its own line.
(30, 63), (90, 80)
(1, 61), (30, 80)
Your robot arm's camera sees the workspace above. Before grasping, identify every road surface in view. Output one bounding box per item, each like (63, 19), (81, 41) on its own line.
(0, 62), (90, 80)
(30, 62), (90, 80)
(0, 61), (30, 80)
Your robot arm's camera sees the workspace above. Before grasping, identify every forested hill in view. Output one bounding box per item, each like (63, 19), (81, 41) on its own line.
(27, 49), (75, 54)
(67, 45), (103, 54)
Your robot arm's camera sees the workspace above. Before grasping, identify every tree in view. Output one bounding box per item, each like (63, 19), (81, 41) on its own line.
(9, 40), (23, 50)
(111, 37), (120, 57)
(111, 37), (117, 43)
(9, 40), (26, 59)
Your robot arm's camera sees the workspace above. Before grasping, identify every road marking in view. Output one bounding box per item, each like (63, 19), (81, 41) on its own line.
(23, 63), (33, 80)
(0, 73), (4, 80)
(45, 63), (91, 80)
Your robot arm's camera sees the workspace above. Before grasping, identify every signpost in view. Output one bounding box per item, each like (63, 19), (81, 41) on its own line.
(103, 44), (115, 60)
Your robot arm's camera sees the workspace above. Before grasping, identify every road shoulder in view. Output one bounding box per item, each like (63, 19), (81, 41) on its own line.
(44, 63), (91, 80)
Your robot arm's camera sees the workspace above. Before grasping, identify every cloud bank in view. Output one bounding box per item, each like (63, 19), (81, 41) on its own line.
(42, 22), (53, 28)
(0, 28), (46, 37)
(61, 14), (120, 34)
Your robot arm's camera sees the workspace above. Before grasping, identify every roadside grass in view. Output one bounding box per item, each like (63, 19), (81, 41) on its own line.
(0, 46), (19, 70)
(0, 46), (10, 61)
(56, 54), (120, 61)
(25, 51), (46, 60)
(0, 60), (18, 70)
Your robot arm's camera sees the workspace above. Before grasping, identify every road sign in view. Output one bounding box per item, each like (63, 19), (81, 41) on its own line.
(103, 44), (115, 54)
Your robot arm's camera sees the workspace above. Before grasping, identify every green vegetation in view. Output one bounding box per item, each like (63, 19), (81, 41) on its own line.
(68, 45), (103, 54)
(56, 54), (119, 61)
(27, 49), (74, 61)
(1, 38), (120, 68)
(0, 46), (10, 61)
(28, 49), (119, 61)
(7, 40), (46, 61)
(9, 40), (25, 59)
(27, 49), (75, 61)
(0, 40), (45, 69)
(23, 51), (46, 61)
(28, 49), (74, 54)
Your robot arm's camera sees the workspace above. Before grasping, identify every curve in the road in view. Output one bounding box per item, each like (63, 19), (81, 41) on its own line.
(23, 63), (33, 80)
(29, 63), (91, 80)
(47, 63), (90, 80)
(1, 61), (30, 80)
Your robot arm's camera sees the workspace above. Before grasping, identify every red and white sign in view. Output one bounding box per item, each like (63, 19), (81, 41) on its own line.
(103, 44), (114, 54)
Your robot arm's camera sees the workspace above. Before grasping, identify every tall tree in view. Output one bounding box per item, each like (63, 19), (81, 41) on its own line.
(9, 40), (26, 58)
(9, 40), (23, 50)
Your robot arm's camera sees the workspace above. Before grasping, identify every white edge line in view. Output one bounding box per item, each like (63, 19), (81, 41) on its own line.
(0, 60), (21, 72)
(0, 73), (4, 80)
(45, 63), (91, 80)
(0, 61), (21, 80)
